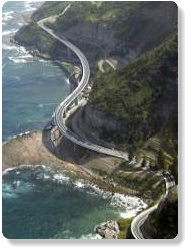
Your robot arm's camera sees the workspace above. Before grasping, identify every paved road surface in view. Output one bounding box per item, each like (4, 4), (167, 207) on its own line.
(37, 8), (128, 161)
(131, 171), (175, 239)
(38, 8), (176, 239)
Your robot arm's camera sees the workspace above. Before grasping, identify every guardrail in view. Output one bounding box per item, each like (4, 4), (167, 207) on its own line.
(38, 10), (129, 161)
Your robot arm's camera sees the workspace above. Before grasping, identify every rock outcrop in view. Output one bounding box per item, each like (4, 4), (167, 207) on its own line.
(68, 105), (128, 149)
(95, 220), (120, 239)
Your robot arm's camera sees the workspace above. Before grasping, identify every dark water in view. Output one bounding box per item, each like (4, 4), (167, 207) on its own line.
(2, 1), (71, 142)
(2, 2), (146, 239)
(2, 166), (146, 239)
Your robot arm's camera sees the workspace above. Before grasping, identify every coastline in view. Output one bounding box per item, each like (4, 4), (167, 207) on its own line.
(2, 6), (150, 239)
(2, 154), (147, 239)
(2, 130), (143, 198)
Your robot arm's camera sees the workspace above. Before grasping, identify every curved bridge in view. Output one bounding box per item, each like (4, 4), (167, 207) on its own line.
(37, 7), (176, 240)
(131, 172), (175, 239)
(37, 14), (129, 161)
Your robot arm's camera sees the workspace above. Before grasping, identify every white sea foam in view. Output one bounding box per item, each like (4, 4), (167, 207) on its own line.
(2, 164), (147, 219)
(2, 44), (17, 51)
(79, 233), (102, 239)
(8, 57), (26, 63)
(18, 54), (33, 59)
(2, 11), (14, 21)
(43, 174), (50, 180)
(46, 74), (63, 77)
(3, 165), (42, 176)
(66, 78), (70, 85)
(8, 56), (33, 64)
(2, 44), (29, 56)
(2, 189), (18, 199)
(24, 1), (37, 12)
(2, 29), (17, 36)
(52, 173), (70, 184)
(17, 46), (29, 54)
(2, 62), (7, 69)
(74, 180), (86, 188)
(8, 52), (33, 63)
(77, 181), (148, 218)
(2, 167), (15, 176)
(38, 102), (58, 108)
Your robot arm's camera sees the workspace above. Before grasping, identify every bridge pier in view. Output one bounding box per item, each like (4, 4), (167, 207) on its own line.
(63, 108), (67, 118)
(67, 47), (72, 61)
(75, 97), (79, 106)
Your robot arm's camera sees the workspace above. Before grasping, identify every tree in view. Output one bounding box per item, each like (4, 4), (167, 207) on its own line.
(128, 147), (134, 161)
(157, 149), (165, 169)
(169, 157), (178, 184)
(141, 158), (147, 168)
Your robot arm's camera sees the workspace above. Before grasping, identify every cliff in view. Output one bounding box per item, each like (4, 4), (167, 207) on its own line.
(14, 1), (177, 65)
(69, 33), (178, 158)
(144, 186), (178, 239)
(14, 0), (178, 183)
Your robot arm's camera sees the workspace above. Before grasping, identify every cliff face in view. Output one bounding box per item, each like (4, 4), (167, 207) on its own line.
(68, 105), (128, 149)
(71, 32), (178, 156)
(14, 0), (178, 167)
(15, 1), (177, 65)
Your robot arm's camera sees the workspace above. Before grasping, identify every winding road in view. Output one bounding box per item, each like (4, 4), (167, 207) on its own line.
(37, 7), (175, 239)
(131, 171), (175, 239)
(37, 10), (129, 161)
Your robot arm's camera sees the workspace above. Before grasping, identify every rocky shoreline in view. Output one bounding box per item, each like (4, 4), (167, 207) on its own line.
(95, 220), (120, 239)
(2, 130), (143, 198)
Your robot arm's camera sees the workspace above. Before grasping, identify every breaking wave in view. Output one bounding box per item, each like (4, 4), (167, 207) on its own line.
(2, 165), (147, 219)
(2, 11), (14, 21)
(2, 29), (18, 36)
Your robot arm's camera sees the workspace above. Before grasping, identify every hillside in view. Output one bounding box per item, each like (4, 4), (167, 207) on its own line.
(71, 32), (178, 160)
(14, 0), (178, 179)
(13, 2), (178, 239)
(15, 1), (177, 64)
(145, 186), (178, 239)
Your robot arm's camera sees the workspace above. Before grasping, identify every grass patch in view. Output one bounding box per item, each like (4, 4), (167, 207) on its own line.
(117, 218), (133, 239)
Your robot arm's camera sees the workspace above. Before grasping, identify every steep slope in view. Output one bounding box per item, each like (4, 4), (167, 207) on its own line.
(71, 32), (178, 156)
(14, 0), (178, 176)
(14, 1), (177, 64)
(144, 186), (178, 239)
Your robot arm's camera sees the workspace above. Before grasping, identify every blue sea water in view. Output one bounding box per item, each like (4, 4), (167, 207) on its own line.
(2, 165), (146, 239)
(2, 1), (146, 239)
(2, 1), (71, 142)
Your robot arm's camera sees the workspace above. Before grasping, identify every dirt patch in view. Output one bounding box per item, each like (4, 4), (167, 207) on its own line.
(2, 130), (137, 196)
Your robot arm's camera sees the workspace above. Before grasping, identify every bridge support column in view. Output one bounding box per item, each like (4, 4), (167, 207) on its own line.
(63, 108), (67, 118)
(67, 47), (72, 61)
(75, 97), (78, 106)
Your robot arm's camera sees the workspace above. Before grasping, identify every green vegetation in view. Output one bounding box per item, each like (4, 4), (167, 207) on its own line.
(14, 23), (67, 60)
(88, 32), (178, 165)
(48, 1), (177, 56)
(31, 1), (72, 21)
(117, 218), (133, 239)
(146, 187), (178, 239)
(91, 167), (108, 177)
(111, 170), (163, 199)
(48, 2), (139, 30)
(13, 1), (178, 239)
(157, 149), (166, 169)
(169, 156), (178, 184)
(15, 1), (177, 62)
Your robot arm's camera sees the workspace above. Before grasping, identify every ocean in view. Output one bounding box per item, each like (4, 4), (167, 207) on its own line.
(2, 1), (146, 239)
(2, 1), (71, 142)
